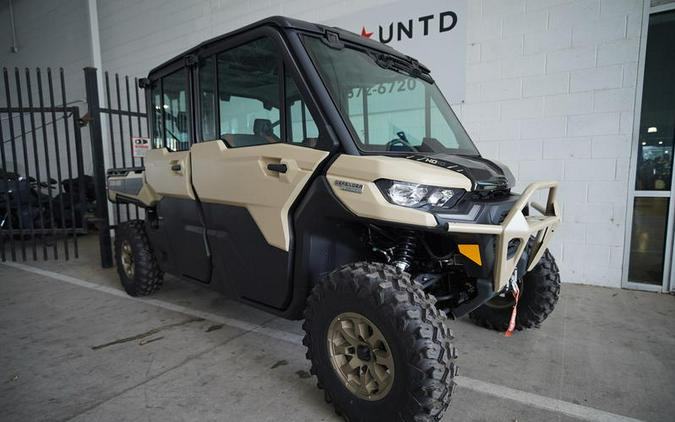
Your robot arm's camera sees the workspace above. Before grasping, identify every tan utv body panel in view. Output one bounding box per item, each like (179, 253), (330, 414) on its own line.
(327, 155), (561, 292)
(145, 149), (196, 199)
(191, 140), (329, 251)
(326, 155), (472, 227)
(107, 171), (161, 206)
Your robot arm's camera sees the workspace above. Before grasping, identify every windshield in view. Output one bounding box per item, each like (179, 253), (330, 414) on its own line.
(303, 36), (479, 155)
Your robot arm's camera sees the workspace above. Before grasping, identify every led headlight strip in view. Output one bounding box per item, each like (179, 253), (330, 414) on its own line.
(375, 179), (465, 209)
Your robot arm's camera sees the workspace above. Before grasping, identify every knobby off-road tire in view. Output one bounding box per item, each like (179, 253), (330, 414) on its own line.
(114, 220), (163, 297)
(303, 262), (457, 422)
(469, 249), (560, 332)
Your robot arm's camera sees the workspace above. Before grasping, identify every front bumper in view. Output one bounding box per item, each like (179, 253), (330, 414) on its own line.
(442, 181), (560, 292)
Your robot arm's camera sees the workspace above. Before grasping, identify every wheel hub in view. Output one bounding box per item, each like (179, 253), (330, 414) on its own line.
(326, 312), (394, 401)
(120, 240), (134, 279)
(356, 345), (372, 361)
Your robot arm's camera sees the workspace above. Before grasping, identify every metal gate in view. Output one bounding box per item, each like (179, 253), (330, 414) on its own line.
(0, 66), (147, 268)
(1, 67), (90, 262)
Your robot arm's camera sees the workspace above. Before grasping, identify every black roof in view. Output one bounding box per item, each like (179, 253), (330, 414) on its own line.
(148, 15), (419, 77)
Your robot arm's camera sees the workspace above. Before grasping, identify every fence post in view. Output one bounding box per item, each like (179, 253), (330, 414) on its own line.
(84, 67), (113, 268)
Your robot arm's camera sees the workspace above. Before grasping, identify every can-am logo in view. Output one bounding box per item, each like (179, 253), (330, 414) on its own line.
(360, 11), (458, 43)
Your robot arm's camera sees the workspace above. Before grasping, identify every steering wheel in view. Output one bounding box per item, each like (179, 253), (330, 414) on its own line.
(385, 137), (416, 151)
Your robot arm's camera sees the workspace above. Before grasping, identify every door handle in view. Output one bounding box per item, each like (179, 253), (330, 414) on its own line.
(170, 163), (182, 172)
(267, 163), (287, 173)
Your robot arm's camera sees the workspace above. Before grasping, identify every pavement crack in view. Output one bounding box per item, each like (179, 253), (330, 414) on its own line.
(139, 336), (164, 346)
(91, 317), (204, 350)
(270, 359), (288, 369)
(205, 323), (224, 332)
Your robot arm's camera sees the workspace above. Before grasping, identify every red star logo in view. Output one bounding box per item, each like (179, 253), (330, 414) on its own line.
(360, 26), (373, 38)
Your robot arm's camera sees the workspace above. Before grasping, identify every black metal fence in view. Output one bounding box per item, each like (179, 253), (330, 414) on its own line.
(0, 67), (89, 262)
(1, 66), (148, 268)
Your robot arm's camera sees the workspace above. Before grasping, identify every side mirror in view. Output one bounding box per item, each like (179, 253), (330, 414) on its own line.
(138, 78), (151, 89)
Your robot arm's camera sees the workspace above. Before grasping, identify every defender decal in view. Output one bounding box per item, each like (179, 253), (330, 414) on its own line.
(334, 179), (364, 194)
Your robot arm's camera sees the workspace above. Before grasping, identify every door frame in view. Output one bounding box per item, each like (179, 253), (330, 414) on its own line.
(622, 0), (675, 292)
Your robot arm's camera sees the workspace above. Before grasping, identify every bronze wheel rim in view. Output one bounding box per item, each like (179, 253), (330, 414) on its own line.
(121, 240), (134, 279)
(326, 312), (394, 401)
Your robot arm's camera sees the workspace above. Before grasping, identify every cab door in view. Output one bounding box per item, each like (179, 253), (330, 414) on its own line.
(191, 34), (329, 308)
(145, 67), (211, 283)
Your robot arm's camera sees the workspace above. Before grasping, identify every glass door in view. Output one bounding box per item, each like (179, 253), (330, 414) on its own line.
(624, 4), (675, 291)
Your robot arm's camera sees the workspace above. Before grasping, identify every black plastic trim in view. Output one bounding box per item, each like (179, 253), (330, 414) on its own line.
(450, 279), (493, 318)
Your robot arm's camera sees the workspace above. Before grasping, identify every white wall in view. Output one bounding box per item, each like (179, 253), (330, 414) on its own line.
(0, 0), (93, 103)
(1, 0), (650, 287)
(0, 0), (94, 176)
(456, 0), (644, 287)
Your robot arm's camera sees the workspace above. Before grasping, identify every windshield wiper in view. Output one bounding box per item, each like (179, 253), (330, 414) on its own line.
(372, 53), (434, 84)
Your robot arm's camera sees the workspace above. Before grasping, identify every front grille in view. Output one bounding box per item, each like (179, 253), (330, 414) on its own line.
(470, 187), (511, 201)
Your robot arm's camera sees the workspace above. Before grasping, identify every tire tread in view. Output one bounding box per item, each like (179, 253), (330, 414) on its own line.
(114, 220), (163, 297)
(303, 262), (456, 422)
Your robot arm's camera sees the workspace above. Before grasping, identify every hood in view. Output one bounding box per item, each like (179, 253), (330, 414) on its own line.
(405, 154), (515, 191)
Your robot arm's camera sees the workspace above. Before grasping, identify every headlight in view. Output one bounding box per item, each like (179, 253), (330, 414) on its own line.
(387, 181), (428, 206)
(376, 180), (464, 209)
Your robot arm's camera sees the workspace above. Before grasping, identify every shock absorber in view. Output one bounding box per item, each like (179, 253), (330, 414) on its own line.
(392, 230), (417, 272)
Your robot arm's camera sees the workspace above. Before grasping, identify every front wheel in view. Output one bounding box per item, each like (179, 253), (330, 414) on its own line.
(469, 249), (561, 332)
(303, 262), (457, 422)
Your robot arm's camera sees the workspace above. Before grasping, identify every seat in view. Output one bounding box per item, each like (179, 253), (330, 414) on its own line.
(221, 119), (281, 147)
(253, 119), (280, 144)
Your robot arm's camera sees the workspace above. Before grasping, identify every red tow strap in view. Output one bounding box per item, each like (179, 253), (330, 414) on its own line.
(504, 285), (520, 337)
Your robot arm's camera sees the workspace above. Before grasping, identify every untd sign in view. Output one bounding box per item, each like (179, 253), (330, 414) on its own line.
(325, 0), (467, 103)
(360, 11), (458, 42)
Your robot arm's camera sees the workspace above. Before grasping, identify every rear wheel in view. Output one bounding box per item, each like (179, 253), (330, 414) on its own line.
(469, 249), (560, 332)
(303, 262), (456, 422)
(114, 220), (163, 297)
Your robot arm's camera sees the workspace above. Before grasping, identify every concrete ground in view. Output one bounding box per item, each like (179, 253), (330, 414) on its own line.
(1, 236), (674, 422)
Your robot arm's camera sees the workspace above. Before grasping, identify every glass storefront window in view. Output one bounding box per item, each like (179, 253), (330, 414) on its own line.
(628, 197), (669, 285)
(634, 11), (675, 191)
(627, 9), (675, 287)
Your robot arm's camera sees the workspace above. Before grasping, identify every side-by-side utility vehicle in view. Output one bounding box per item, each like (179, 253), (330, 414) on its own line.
(107, 16), (561, 422)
